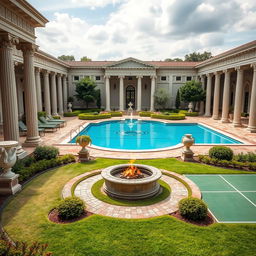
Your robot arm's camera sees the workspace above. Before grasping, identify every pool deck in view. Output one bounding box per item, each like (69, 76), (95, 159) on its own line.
(19, 115), (256, 159)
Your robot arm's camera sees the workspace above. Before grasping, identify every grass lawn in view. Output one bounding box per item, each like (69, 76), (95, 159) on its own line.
(1, 158), (256, 256)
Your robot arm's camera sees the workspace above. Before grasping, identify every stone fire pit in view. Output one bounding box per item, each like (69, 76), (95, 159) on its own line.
(101, 164), (162, 200)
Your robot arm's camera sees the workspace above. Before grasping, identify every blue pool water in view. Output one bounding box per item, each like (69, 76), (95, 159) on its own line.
(69, 119), (242, 150)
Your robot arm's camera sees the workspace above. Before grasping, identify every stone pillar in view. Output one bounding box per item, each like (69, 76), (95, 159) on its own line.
(205, 73), (213, 117)
(18, 43), (41, 146)
(105, 75), (110, 111)
(43, 70), (51, 115)
(50, 72), (58, 116)
(137, 75), (142, 111)
(0, 33), (26, 158)
(221, 70), (231, 123)
(199, 75), (205, 115)
(57, 74), (64, 116)
(212, 72), (221, 120)
(247, 64), (256, 132)
(118, 76), (124, 111)
(63, 75), (68, 113)
(35, 67), (42, 112)
(150, 75), (156, 112)
(233, 67), (244, 127)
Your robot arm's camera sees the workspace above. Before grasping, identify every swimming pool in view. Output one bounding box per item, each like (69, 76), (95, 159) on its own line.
(69, 119), (243, 151)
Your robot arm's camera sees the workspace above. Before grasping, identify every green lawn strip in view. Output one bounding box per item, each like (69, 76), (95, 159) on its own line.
(91, 179), (171, 206)
(1, 158), (256, 256)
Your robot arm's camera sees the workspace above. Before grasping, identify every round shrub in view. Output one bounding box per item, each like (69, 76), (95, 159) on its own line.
(34, 146), (59, 161)
(179, 197), (208, 221)
(57, 197), (85, 220)
(209, 146), (233, 161)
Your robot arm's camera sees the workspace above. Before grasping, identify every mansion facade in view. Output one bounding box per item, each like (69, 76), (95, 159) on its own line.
(0, 0), (256, 158)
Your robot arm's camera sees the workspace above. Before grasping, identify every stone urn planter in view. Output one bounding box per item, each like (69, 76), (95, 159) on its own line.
(0, 141), (21, 195)
(181, 134), (195, 161)
(76, 135), (92, 162)
(68, 102), (73, 113)
(188, 102), (193, 113)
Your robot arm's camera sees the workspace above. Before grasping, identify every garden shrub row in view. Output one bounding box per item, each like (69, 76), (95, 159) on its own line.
(151, 113), (186, 120)
(78, 113), (111, 120)
(139, 111), (152, 117)
(64, 109), (101, 117)
(109, 111), (123, 117)
(178, 110), (198, 116)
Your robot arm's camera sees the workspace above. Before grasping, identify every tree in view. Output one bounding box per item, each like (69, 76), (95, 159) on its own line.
(179, 80), (205, 110)
(154, 88), (169, 110)
(175, 89), (181, 109)
(164, 58), (183, 62)
(75, 77), (100, 108)
(58, 55), (75, 61)
(80, 56), (91, 62)
(184, 51), (212, 62)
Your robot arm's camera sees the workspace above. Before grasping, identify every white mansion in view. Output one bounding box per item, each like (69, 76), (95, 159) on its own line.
(0, 0), (256, 157)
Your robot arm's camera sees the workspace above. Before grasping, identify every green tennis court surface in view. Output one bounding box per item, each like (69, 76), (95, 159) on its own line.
(185, 174), (256, 223)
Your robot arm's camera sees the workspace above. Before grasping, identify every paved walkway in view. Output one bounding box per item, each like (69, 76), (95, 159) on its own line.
(62, 169), (201, 219)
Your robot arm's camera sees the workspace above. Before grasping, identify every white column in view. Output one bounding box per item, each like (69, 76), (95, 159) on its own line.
(136, 75), (142, 111)
(212, 72), (221, 120)
(150, 75), (156, 112)
(18, 42), (41, 146)
(35, 67), (42, 112)
(118, 76), (124, 111)
(43, 70), (51, 115)
(221, 70), (231, 123)
(63, 75), (68, 113)
(247, 64), (256, 132)
(105, 75), (110, 111)
(233, 67), (244, 127)
(199, 75), (205, 115)
(205, 73), (213, 117)
(50, 72), (58, 116)
(57, 74), (64, 116)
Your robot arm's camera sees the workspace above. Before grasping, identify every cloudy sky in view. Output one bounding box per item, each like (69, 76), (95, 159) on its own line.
(27, 0), (256, 61)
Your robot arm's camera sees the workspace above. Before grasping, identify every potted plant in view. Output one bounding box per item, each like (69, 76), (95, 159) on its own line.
(76, 135), (92, 162)
(67, 97), (74, 113)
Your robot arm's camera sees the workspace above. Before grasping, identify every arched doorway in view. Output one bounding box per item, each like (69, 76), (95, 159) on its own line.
(126, 85), (136, 108)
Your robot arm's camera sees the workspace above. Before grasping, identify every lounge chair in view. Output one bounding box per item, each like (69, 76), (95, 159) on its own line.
(46, 115), (67, 126)
(39, 116), (62, 127)
(19, 121), (45, 136)
(38, 120), (59, 132)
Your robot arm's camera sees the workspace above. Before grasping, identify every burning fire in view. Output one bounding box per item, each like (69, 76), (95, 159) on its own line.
(120, 160), (144, 179)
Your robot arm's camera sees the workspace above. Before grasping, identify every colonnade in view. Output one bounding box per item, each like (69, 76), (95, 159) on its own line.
(201, 64), (256, 132)
(104, 75), (157, 112)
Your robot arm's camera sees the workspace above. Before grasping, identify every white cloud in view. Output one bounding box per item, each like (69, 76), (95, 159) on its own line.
(35, 0), (256, 61)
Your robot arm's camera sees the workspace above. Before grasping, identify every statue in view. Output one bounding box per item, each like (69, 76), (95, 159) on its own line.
(188, 102), (193, 113)
(181, 134), (195, 161)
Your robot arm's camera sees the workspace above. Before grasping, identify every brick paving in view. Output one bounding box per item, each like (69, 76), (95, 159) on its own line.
(62, 169), (201, 219)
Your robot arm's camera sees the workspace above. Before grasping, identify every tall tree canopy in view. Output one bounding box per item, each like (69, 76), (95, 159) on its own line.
(80, 56), (92, 62)
(58, 55), (75, 61)
(184, 51), (212, 62)
(179, 80), (205, 105)
(164, 58), (183, 62)
(75, 78), (100, 108)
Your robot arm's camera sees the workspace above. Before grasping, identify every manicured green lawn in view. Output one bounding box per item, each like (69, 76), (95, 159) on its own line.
(2, 158), (256, 256)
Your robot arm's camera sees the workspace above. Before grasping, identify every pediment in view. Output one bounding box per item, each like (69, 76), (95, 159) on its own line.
(105, 58), (155, 69)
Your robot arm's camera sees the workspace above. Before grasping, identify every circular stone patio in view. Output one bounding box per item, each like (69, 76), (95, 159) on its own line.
(62, 169), (201, 219)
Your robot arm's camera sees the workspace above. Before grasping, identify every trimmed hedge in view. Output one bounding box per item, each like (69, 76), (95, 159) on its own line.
(110, 111), (123, 117)
(57, 197), (85, 220)
(34, 146), (59, 161)
(52, 115), (61, 119)
(139, 111), (152, 117)
(78, 113), (111, 120)
(233, 152), (256, 163)
(209, 146), (234, 161)
(184, 112), (198, 116)
(151, 113), (185, 120)
(179, 197), (208, 221)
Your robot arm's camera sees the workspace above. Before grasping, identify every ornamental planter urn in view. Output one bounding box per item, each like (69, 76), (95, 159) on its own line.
(76, 135), (91, 162)
(181, 134), (195, 161)
(0, 141), (22, 195)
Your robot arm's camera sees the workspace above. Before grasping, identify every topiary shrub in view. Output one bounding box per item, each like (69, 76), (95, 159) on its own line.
(34, 146), (59, 161)
(179, 197), (208, 221)
(57, 197), (85, 220)
(209, 146), (233, 161)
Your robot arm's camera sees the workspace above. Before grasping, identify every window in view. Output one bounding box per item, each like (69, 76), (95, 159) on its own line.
(187, 76), (192, 81)
(161, 76), (167, 81)
(176, 76), (181, 81)
(74, 75), (79, 81)
(95, 76), (101, 81)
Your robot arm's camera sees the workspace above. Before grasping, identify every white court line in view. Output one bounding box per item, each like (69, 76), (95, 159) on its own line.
(219, 175), (256, 207)
(202, 191), (256, 193)
(219, 221), (256, 224)
(186, 174), (256, 176)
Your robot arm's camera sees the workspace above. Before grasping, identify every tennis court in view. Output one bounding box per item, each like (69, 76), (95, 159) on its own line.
(185, 174), (256, 223)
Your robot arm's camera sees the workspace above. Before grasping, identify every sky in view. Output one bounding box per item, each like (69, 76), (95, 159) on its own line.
(27, 0), (256, 61)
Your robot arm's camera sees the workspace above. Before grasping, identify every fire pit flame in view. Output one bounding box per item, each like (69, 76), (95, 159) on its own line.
(120, 160), (144, 179)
